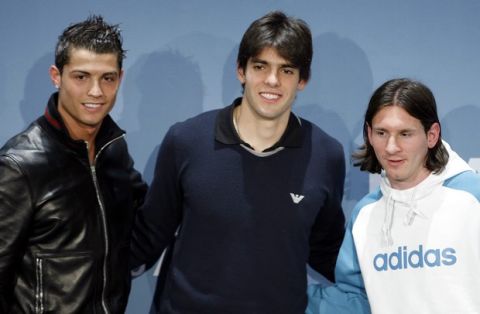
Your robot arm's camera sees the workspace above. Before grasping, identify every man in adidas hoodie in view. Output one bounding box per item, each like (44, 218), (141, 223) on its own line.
(307, 78), (480, 314)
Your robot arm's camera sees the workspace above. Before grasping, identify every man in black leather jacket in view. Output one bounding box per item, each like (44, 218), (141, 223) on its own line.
(0, 15), (147, 313)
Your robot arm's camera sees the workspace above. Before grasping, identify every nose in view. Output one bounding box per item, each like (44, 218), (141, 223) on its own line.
(385, 136), (401, 154)
(88, 80), (103, 97)
(265, 70), (280, 87)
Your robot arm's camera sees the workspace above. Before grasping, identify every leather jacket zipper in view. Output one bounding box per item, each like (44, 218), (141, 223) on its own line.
(35, 257), (44, 314)
(87, 134), (125, 314)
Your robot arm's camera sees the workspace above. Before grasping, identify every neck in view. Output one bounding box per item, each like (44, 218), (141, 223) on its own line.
(56, 102), (101, 164)
(63, 121), (99, 164)
(71, 127), (98, 164)
(233, 105), (289, 152)
(86, 138), (96, 164)
(389, 168), (432, 190)
(74, 131), (97, 164)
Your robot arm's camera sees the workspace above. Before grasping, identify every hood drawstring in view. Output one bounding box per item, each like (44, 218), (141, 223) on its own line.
(378, 141), (473, 247)
(404, 208), (417, 226)
(382, 194), (395, 247)
(403, 191), (428, 226)
(380, 181), (422, 247)
(404, 188), (420, 226)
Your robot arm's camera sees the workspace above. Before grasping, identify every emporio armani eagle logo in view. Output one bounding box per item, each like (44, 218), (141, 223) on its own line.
(290, 193), (305, 204)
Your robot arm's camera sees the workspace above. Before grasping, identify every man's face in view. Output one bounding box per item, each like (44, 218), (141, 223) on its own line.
(237, 47), (306, 123)
(368, 105), (440, 190)
(49, 47), (123, 140)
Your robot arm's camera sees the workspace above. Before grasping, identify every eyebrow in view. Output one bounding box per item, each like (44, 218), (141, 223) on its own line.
(250, 57), (297, 69)
(372, 126), (417, 133)
(70, 70), (119, 76)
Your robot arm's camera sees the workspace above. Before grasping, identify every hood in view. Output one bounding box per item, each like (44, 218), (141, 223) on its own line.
(379, 141), (472, 246)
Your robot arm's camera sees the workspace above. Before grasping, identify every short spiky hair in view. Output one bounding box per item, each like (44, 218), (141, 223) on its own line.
(237, 11), (312, 83)
(55, 15), (125, 73)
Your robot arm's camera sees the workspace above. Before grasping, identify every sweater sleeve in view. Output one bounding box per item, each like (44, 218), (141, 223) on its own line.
(306, 208), (371, 314)
(308, 142), (346, 282)
(130, 125), (183, 271)
(0, 156), (33, 311)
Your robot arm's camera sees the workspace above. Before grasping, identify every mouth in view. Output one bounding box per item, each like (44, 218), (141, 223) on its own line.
(386, 158), (405, 167)
(260, 92), (281, 101)
(82, 103), (103, 110)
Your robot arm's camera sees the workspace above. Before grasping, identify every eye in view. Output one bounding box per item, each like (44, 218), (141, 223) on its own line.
(401, 131), (411, 137)
(375, 130), (385, 137)
(252, 64), (265, 71)
(103, 75), (117, 83)
(75, 74), (87, 81)
(282, 68), (295, 75)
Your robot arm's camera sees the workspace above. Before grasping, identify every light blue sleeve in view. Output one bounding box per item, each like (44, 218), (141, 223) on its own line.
(444, 170), (480, 202)
(306, 192), (380, 314)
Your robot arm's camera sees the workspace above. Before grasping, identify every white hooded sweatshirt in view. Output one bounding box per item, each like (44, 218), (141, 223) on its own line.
(307, 143), (480, 314)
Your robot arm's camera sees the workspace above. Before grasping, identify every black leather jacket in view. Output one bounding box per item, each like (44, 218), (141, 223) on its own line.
(0, 93), (147, 313)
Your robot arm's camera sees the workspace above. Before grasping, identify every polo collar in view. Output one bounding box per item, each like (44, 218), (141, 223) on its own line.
(215, 97), (304, 152)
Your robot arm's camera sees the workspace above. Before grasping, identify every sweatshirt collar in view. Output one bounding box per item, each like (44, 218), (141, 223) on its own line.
(379, 141), (473, 247)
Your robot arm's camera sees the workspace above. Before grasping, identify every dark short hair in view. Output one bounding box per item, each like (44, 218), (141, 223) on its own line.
(237, 11), (312, 82)
(353, 78), (449, 174)
(55, 15), (125, 73)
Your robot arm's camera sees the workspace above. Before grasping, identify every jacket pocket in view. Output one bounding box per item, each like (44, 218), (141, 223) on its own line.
(34, 251), (94, 314)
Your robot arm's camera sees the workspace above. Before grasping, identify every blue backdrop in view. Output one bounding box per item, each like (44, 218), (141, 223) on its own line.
(1, 1), (479, 312)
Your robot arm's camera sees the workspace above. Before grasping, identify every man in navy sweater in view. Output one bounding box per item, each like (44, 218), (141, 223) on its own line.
(131, 11), (346, 314)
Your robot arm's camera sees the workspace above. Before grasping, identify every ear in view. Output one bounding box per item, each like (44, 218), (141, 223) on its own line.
(427, 122), (440, 148)
(367, 123), (373, 143)
(49, 65), (61, 89)
(297, 78), (307, 91)
(236, 64), (245, 85)
(118, 69), (124, 84)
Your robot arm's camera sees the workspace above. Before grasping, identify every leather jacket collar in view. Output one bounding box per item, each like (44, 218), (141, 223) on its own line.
(39, 92), (125, 155)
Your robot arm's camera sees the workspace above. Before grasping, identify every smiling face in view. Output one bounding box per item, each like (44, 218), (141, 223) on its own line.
(237, 47), (306, 124)
(49, 47), (123, 141)
(368, 105), (440, 190)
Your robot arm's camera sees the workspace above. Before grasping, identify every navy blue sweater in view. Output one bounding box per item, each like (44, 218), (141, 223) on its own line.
(131, 103), (346, 314)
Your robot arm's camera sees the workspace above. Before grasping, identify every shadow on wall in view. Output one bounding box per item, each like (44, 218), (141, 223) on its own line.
(20, 53), (56, 127)
(166, 32), (238, 111)
(120, 49), (204, 183)
(296, 32), (374, 219)
(222, 44), (242, 106)
(0, 61), (9, 145)
(442, 104), (480, 164)
(123, 49), (204, 313)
